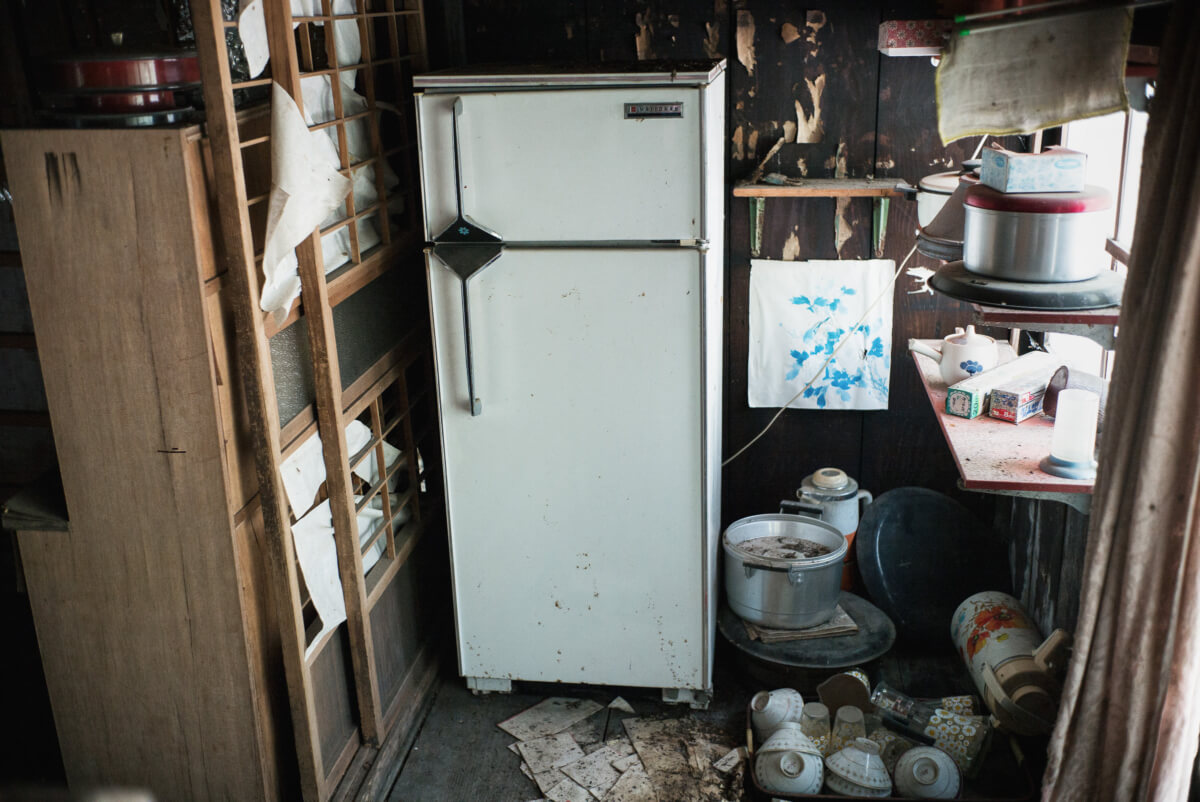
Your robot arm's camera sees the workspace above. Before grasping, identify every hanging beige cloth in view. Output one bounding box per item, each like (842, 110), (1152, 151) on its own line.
(1043, 4), (1200, 800)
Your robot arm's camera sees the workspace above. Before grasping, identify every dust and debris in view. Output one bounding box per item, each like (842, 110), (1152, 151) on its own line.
(730, 126), (745, 161)
(624, 716), (745, 802)
(780, 22), (801, 43)
(703, 21), (721, 59)
(782, 120), (797, 143)
(794, 74), (826, 143)
(782, 230), (802, 262)
(735, 10), (756, 76)
(635, 13), (655, 60)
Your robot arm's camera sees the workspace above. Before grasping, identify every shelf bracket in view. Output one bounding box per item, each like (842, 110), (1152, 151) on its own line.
(956, 480), (1092, 516)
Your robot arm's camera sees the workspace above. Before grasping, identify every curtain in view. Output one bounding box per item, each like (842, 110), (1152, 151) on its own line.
(1043, 3), (1200, 800)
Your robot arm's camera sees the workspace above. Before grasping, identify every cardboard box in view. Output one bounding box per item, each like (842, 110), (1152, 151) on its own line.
(989, 371), (1058, 424)
(878, 20), (951, 56)
(980, 145), (1087, 194)
(945, 351), (1057, 419)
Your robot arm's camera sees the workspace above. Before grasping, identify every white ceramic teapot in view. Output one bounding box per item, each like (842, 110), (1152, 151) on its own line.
(908, 325), (999, 384)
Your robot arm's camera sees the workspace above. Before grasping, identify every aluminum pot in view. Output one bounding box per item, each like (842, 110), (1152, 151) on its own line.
(723, 514), (847, 629)
(963, 184), (1112, 283)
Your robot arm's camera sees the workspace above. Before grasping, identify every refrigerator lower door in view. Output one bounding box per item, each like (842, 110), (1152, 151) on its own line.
(428, 246), (713, 690)
(417, 86), (708, 243)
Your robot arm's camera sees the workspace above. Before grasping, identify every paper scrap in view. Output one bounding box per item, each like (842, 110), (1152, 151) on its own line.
(742, 603), (859, 643)
(293, 500), (347, 659)
(509, 742), (522, 755)
(280, 429), (327, 515)
(906, 266), (936, 295)
(712, 748), (746, 774)
(238, 0), (269, 77)
(517, 733), (585, 775)
(605, 737), (636, 759)
(612, 753), (642, 773)
(561, 746), (622, 798)
(260, 83), (352, 324)
(748, 258), (895, 410)
(609, 697), (636, 715)
(545, 777), (592, 802)
(602, 764), (658, 802)
(499, 698), (605, 742)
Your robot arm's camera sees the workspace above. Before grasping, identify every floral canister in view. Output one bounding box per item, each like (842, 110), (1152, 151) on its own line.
(952, 591), (1070, 736)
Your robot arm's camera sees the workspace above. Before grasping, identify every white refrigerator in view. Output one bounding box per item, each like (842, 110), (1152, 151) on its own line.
(415, 62), (725, 706)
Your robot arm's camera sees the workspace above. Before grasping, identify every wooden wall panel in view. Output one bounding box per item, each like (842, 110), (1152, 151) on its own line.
(5, 128), (267, 800)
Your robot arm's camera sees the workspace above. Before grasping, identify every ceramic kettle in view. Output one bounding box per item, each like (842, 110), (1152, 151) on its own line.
(908, 326), (999, 384)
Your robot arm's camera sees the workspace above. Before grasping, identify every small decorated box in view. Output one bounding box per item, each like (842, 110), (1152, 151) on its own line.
(878, 20), (951, 56)
(989, 373), (1055, 424)
(980, 145), (1088, 194)
(945, 351), (1057, 419)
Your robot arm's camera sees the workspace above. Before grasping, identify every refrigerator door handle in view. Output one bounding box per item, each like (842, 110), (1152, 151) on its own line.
(431, 243), (504, 416)
(433, 97), (502, 245)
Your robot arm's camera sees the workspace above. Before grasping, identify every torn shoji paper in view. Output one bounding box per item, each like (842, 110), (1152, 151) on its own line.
(259, 82), (352, 324)
(279, 420), (404, 515)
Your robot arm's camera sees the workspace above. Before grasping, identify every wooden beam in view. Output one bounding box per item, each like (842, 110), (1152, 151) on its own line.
(264, 0), (384, 745)
(190, 1), (327, 799)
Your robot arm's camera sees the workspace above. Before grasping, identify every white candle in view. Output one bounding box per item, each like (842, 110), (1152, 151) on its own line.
(1049, 389), (1100, 464)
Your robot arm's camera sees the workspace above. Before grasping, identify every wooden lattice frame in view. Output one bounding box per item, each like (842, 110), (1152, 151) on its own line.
(190, 1), (431, 799)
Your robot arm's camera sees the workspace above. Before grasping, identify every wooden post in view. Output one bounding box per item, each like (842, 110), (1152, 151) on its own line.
(263, 0), (384, 744)
(189, 0), (327, 799)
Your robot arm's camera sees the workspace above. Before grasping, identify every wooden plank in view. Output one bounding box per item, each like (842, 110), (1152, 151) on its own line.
(3, 128), (265, 800)
(733, 178), (903, 197)
(910, 343), (1093, 494)
(189, 1), (328, 798)
(970, 303), (1120, 328)
(264, 0), (384, 745)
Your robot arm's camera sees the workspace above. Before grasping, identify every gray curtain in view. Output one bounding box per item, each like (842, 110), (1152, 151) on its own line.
(1043, 3), (1200, 800)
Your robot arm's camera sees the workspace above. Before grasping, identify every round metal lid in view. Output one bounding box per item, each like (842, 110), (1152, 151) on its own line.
(965, 184), (1112, 214)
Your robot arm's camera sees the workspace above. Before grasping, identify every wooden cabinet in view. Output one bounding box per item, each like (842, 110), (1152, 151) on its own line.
(4, 124), (442, 800)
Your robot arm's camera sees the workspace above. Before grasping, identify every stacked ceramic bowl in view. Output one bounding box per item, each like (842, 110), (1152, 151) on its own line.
(824, 737), (892, 798)
(755, 723), (825, 795)
(894, 746), (963, 799)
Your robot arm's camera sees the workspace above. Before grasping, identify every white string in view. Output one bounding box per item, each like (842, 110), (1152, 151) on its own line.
(970, 135), (990, 161)
(722, 243), (921, 468)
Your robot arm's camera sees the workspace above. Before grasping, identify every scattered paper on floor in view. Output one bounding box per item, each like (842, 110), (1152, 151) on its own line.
(517, 732), (586, 775)
(500, 698), (605, 741)
(545, 777), (592, 802)
(561, 745), (622, 799)
(602, 764), (658, 802)
(609, 696), (636, 714)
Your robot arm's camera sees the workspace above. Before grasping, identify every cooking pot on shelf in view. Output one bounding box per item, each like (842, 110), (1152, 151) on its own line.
(723, 514), (847, 630)
(915, 171), (961, 228)
(963, 184), (1112, 283)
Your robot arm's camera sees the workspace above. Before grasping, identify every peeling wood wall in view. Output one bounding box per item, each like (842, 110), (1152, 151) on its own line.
(451, 0), (1085, 632)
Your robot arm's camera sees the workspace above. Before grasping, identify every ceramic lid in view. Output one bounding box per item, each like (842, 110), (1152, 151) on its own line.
(945, 325), (993, 347)
(801, 468), (859, 501)
(965, 184), (1112, 214)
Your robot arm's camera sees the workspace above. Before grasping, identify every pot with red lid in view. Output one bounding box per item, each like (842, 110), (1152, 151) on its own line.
(963, 184), (1112, 283)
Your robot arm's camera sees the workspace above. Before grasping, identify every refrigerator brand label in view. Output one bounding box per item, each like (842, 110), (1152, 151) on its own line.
(624, 102), (683, 119)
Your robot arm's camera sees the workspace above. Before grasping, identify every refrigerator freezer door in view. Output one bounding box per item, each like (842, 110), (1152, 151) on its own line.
(417, 87), (707, 243)
(428, 246), (710, 689)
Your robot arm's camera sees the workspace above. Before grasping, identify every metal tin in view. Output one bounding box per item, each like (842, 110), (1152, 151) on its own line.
(723, 514), (847, 629)
(963, 185), (1112, 283)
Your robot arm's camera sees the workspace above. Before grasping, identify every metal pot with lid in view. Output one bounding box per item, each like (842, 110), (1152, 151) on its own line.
(963, 184), (1112, 283)
(723, 514), (847, 630)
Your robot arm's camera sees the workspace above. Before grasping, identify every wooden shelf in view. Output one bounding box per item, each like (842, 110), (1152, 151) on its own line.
(970, 304), (1119, 349)
(911, 342), (1093, 508)
(733, 177), (903, 198)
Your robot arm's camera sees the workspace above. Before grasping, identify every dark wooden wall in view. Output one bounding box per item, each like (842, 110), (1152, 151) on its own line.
(448, 0), (1000, 524)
